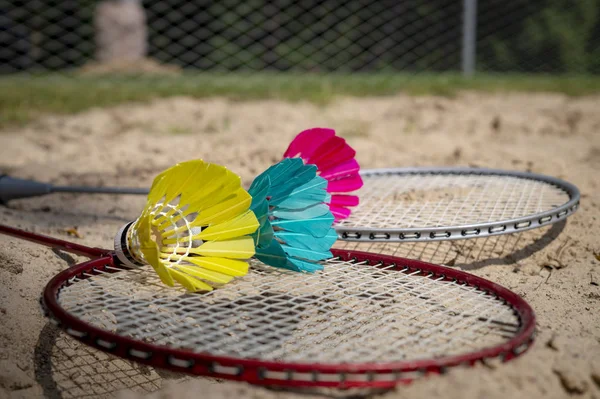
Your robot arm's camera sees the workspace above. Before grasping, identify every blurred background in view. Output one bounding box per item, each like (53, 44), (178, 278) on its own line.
(3, 0), (600, 74)
(1, 0), (600, 127)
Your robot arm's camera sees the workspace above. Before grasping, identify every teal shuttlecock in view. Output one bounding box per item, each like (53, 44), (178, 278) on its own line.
(248, 158), (337, 272)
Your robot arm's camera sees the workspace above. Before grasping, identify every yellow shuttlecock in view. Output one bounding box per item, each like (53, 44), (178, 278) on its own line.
(114, 160), (259, 292)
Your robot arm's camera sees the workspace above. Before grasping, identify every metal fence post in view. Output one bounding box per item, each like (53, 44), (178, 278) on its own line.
(461, 0), (477, 76)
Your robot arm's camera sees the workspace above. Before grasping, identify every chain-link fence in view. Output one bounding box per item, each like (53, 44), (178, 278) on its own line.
(1, 0), (600, 75)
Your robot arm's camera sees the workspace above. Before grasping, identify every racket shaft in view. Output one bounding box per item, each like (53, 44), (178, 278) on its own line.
(0, 175), (148, 203)
(53, 185), (149, 195)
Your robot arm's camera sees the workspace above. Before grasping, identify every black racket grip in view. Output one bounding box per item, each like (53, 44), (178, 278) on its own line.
(0, 175), (52, 204)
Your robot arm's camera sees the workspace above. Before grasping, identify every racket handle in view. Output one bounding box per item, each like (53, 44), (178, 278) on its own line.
(0, 175), (52, 204)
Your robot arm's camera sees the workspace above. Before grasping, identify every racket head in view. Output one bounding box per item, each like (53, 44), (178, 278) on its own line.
(335, 167), (580, 242)
(40, 250), (535, 389)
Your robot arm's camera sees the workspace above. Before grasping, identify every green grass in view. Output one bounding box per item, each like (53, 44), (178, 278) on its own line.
(2, 72), (600, 128)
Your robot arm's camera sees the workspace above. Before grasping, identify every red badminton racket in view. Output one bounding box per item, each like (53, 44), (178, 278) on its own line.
(0, 224), (535, 389)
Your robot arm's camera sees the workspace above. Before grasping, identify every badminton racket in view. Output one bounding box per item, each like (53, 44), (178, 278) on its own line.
(0, 224), (536, 389)
(2, 166), (579, 246)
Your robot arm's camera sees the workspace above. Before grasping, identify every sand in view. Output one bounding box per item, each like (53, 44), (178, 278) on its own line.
(0, 91), (599, 398)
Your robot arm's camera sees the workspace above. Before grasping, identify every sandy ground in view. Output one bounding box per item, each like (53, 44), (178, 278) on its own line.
(0, 91), (599, 399)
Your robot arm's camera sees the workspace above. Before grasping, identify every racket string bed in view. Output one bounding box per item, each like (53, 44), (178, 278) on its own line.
(343, 174), (567, 229)
(335, 168), (579, 242)
(56, 257), (521, 365)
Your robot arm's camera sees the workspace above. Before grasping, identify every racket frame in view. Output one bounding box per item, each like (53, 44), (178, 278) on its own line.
(335, 167), (580, 243)
(0, 224), (109, 258)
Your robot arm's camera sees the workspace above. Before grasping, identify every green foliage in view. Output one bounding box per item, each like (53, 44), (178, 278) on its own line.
(479, 0), (600, 74)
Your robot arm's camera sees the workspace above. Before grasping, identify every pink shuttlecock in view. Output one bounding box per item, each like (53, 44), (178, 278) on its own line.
(283, 127), (363, 221)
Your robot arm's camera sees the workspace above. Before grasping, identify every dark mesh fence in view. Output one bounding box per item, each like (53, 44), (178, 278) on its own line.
(1, 0), (599, 74)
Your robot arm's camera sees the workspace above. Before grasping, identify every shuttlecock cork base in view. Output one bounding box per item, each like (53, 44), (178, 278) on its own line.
(113, 221), (145, 268)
